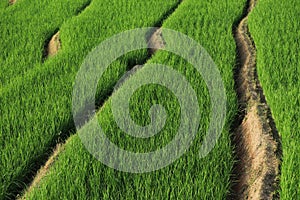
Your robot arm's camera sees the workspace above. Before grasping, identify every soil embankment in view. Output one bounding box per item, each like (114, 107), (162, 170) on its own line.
(231, 0), (281, 199)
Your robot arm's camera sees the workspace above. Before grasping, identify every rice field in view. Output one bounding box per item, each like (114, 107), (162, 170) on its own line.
(0, 0), (180, 198)
(18, 0), (247, 199)
(0, 0), (298, 199)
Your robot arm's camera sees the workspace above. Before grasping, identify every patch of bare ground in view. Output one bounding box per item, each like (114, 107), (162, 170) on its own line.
(46, 31), (61, 58)
(231, 0), (281, 199)
(9, 0), (16, 5)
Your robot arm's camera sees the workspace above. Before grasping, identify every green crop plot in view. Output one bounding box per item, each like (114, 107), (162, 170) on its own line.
(248, 0), (300, 198)
(0, 0), (92, 87)
(0, 2), (8, 9)
(0, 0), (180, 198)
(4, 0), (297, 199)
(20, 0), (247, 199)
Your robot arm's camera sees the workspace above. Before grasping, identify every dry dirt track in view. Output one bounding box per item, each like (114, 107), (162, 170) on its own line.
(17, 144), (65, 200)
(231, 0), (281, 199)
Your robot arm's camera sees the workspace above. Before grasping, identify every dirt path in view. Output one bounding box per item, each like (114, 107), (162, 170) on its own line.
(231, 0), (281, 199)
(43, 1), (92, 60)
(114, 28), (165, 91)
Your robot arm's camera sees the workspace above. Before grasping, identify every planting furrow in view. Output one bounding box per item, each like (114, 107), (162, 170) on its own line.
(231, 0), (281, 199)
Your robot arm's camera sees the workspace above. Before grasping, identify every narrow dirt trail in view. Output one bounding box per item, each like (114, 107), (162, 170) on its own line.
(231, 0), (281, 199)
(147, 28), (165, 55)
(17, 144), (65, 200)
(13, 2), (92, 199)
(114, 27), (165, 91)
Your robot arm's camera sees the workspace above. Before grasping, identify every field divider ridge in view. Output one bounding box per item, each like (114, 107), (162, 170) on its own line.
(230, 0), (282, 199)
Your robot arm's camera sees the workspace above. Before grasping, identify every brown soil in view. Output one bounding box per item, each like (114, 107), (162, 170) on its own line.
(9, 0), (16, 5)
(231, 0), (281, 199)
(46, 31), (61, 57)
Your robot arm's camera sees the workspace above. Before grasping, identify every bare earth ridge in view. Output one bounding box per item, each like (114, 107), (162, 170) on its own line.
(232, 0), (281, 199)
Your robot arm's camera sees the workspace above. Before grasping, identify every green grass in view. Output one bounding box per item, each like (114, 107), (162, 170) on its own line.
(248, 0), (300, 198)
(0, 0), (180, 198)
(22, 0), (247, 199)
(0, 0), (93, 87)
(0, 1), (8, 9)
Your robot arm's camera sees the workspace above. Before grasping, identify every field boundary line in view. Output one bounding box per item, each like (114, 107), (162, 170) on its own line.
(230, 0), (282, 199)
